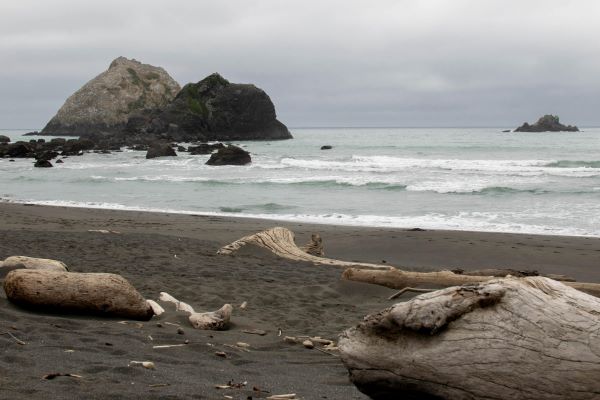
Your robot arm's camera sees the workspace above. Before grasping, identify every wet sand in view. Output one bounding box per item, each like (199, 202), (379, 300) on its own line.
(1, 202), (599, 399)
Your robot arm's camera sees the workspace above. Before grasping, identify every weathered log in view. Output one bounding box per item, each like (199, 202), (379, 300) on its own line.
(218, 227), (392, 270)
(3, 270), (153, 320)
(339, 277), (600, 400)
(300, 233), (324, 256)
(342, 266), (600, 298)
(452, 268), (576, 282)
(2, 256), (68, 271)
(158, 292), (232, 330)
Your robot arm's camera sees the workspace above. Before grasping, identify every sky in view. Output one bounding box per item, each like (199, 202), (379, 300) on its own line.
(1, 0), (600, 128)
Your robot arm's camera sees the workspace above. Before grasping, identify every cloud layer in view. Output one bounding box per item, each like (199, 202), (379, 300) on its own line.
(2, 0), (599, 128)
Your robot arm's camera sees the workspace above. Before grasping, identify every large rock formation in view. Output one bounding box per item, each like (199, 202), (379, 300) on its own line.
(41, 57), (181, 136)
(515, 114), (579, 132)
(126, 73), (292, 141)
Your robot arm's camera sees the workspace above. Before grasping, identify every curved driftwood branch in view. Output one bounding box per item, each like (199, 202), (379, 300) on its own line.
(339, 277), (600, 400)
(158, 292), (232, 330)
(218, 227), (392, 270)
(3, 269), (153, 320)
(342, 267), (600, 298)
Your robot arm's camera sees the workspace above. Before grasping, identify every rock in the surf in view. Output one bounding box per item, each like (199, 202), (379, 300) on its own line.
(146, 142), (177, 159)
(205, 144), (251, 165)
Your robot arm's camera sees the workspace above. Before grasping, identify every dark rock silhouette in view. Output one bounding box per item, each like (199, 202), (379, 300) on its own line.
(515, 115), (579, 132)
(146, 142), (177, 159)
(127, 73), (291, 141)
(205, 145), (251, 166)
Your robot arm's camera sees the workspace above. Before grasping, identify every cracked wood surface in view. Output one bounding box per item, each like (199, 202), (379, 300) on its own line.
(218, 227), (393, 270)
(339, 276), (600, 400)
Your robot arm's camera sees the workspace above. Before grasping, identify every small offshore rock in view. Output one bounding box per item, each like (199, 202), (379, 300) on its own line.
(320, 145), (332, 150)
(177, 327), (185, 335)
(205, 145), (251, 166)
(302, 339), (314, 349)
(34, 160), (53, 168)
(146, 142), (177, 159)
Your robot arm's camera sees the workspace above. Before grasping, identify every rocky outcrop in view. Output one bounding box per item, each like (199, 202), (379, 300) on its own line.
(127, 73), (292, 141)
(146, 142), (177, 159)
(34, 159), (52, 168)
(0, 135), (10, 143)
(41, 57), (180, 136)
(188, 142), (225, 155)
(205, 145), (251, 165)
(515, 115), (579, 132)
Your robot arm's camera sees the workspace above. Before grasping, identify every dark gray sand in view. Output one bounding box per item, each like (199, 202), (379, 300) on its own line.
(1, 202), (599, 399)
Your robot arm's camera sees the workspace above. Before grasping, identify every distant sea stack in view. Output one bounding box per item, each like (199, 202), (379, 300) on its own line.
(126, 73), (292, 141)
(41, 57), (181, 136)
(515, 115), (579, 132)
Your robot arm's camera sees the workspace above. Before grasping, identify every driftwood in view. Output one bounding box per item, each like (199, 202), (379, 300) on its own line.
(300, 233), (324, 256)
(158, 292), (232, 330)
(339, 277), (600, 400)
(1, 256), (68, 277)
(342, 267), (600, 298)
(218, 227), (392, 270)
(3, 270), (153, 320)
(452, 268), (576, 282)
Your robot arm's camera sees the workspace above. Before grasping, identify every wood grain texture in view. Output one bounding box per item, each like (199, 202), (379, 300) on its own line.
(339, 276), (600, 400)
(342, 267), (600, 298)
(3, 269), (153, 320)
(218, 227), (392, 270)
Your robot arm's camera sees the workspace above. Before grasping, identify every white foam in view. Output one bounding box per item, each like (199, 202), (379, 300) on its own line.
(4, 198), (598, 238)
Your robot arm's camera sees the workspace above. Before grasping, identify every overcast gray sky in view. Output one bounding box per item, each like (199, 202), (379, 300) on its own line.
(1, 0), (599, 128)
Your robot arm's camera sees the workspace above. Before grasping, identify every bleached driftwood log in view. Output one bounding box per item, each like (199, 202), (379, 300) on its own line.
(339, 277), (600, 400)
(3, 270), (153, 320)
(300, 233), (324, 256)
(2, 256), (68, 271)
(159, 292), (232, 330)
(218, 227), (392, 270)
(452, 268), (575, 282)
(342, 267), (600, 298)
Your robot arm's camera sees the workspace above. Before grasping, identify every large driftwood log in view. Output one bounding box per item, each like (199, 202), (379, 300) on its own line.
(339, 277), (600, 400)
(3, 270), (153, 320)
(2, 256), (68, 271)
(218, 227), (392, 270)
(342, 267), (600, 298)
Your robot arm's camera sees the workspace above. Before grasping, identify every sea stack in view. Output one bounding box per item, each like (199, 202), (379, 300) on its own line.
(41, 57), (181, 136)
(515, 115), (579, 132)
(126, 73), (292, 141)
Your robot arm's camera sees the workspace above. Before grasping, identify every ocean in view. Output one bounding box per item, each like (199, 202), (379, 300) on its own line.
(1, 127), (599, 237)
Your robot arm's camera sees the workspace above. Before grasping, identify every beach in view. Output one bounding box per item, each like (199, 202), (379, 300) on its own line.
(1, 202), (600, 399)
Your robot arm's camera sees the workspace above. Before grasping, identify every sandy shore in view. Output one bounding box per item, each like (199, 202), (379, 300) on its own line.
(1, 202), (600, 399)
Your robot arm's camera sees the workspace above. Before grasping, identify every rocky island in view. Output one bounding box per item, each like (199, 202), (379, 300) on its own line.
(39, 57), (291, 143)
(126, 73), (292, 141)
(515, 114), (579, 132)
(41, 57), (181, 136)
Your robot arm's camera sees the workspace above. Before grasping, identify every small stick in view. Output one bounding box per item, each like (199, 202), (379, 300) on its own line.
(1, 331), (26, 345)
(153, 344), (186, 349)
(388, 287), (435, 300)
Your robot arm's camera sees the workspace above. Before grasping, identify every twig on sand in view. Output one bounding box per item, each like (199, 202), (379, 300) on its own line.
(388, 287), (435, 300)
(153, 344), (187, 349)
(42, 373), (82, 380)
(0, 331), (26, 345)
